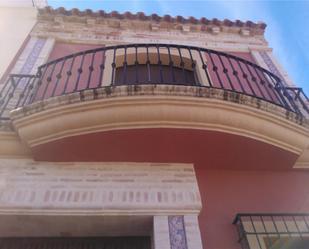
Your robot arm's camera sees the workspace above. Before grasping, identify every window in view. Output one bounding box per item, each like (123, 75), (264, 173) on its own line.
(115, 64), (197, 85)
(234, 214), (309, 249)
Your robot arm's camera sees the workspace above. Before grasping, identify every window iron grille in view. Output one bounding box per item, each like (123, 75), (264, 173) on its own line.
(233, 213), (309, 249)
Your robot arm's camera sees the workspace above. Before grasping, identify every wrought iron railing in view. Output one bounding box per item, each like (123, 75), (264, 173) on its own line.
(233, 213), (309, 249)
(0, 74), (38, 120)
(0, 44), (308, 120)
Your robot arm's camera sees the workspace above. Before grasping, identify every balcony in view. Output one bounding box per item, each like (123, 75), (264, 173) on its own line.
(234, 213), (309, 249)
(1, 44), (308, 167)
(1, 44), (308, 118)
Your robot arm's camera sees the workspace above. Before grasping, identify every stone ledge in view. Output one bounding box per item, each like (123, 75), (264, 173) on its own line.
(10, 84), (308, 127)
(9, 84), (309, 156)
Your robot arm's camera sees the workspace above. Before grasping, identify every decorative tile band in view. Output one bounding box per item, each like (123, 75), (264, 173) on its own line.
(15, 38), (47, 89)
(19, 38), (46, 75)
(259, 51), (286, 84)
(168, 216), (188, 249)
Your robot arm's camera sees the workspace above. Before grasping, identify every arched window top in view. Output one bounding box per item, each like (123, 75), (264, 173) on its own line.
(115, 64), (197, 85)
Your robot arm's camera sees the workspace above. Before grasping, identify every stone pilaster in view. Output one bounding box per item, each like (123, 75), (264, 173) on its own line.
(184, 215), (203, 249)
(153, 216), (170, 249)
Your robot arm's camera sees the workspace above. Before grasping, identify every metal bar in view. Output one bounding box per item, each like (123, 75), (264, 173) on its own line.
(98, 50), (105, 87)
(135, 45), (139, 84)
(236, 213), (309, 217)
(0, 76), (21, 116)
(122, 46), (127, 85)
(270, 77), (292, 110)
(300, 88), (309, 101)
(243, 231), (309, 235)
(292, 216), (303, 239)
(260, 216), (273, 248)
(41, 62), (57, 100)
(280, 83), (302, 114)
(30, 64), (49, 103)
(288, 88), (309, 114)
(15, 76), (36, 108)
(263, 74), (283, 105)
(0, 77), (14, 109)
(188, 47), (199, 86)
(177, 47), (187, 84)
(244, 63), (266, 99)
(252, 66), (276, 103)
(157, 45), (163, 83)
(207, 51), (224, 88)
(197, 48), (212, 87)
(236, 60), (257, 96)
(51, 59), (66, 97)
(0, 77), (12, 105)
(111, 48), (117, 85)
(218, 54), (235, 91)
(73, 52), (86, 92)
(293, 88), (301, 100)
(22, 77), (37, 106)
(167, 46), (175, 83)
(303, 216), (309, 232)
(227, 57), (246, 93)
(146, 46), (151, 83)
(87, 52), (96, 89)
(249, 216), (263, 249)
(282, 215), (292, 237)
(62, 55), (76, 95)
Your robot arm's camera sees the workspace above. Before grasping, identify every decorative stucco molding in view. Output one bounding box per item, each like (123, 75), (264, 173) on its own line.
(0, 160), (201, 214)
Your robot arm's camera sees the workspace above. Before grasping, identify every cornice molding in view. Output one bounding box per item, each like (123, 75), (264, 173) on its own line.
(37, 6), (266, 36)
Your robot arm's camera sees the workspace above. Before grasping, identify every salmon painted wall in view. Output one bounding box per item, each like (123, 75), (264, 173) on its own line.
(195, 168), (309, 249)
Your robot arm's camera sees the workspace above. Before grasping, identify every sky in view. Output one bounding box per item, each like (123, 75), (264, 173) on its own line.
(48, 0), (309, 94)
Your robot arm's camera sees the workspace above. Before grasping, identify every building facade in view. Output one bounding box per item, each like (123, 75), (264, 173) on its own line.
(0, 2), (309, 249)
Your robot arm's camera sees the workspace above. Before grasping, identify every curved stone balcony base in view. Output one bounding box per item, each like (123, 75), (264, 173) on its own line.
(10, 85), (309, 169)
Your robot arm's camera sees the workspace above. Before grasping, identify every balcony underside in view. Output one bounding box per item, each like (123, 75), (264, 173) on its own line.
(10, 85), (309, 169)
(30, 127), (298, 170)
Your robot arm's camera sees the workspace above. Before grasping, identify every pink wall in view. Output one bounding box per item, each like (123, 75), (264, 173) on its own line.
(195, 167), (309, 249)
(34, 42), (104, 100)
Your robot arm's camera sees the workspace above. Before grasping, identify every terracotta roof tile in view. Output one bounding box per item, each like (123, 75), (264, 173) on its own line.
(38, 6), (267, 32)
